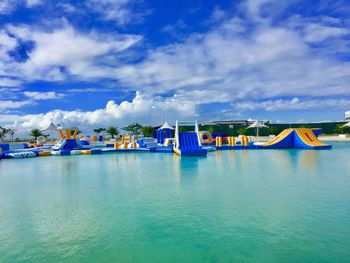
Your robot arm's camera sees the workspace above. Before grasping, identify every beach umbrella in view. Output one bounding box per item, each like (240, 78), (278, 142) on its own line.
(247, 121), (269, 139)
(341, 122), (350, 128)
(43, 122), (57, 142)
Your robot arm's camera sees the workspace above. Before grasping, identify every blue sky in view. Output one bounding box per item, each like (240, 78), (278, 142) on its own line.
(0, 0), (350, 132)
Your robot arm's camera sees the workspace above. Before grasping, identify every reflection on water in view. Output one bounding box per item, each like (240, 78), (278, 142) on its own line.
(265, 150), (296, 174)
(173, 154), (200, 183)
(58, 156), (79, 175)
(173, 154), (181, 183)
(265, 149), (320, 175)
(0, 144), (350, 262)
(239, 150), (249, 173)
(215, 150), (252, 175)
(226, 151), (236, 171)
(297, 150), (318, 173)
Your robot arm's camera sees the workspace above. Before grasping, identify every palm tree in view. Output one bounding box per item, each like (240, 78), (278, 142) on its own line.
(123, 123), (142, 137)
(70, 129), (81, 135)
(268, 126), (279, 135)
(141, 126), (154, 137)
(8, 128), (16, 141)
(334, 123), (348, 134)
(0, 126), (7, 141)
(237, 127), (246, 135)
(29, 129), (43, 140)
(93, 128), (106, 135)
(106, 126), (119, 139)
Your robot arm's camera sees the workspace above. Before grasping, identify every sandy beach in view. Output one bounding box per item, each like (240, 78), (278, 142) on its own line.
(319, 135), (350, 142)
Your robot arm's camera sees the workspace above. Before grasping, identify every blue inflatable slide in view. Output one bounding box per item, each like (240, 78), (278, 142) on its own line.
(173, 121), (207, 156)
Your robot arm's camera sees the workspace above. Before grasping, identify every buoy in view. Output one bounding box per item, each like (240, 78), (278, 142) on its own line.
(216, 136), (222, 147)
(38, 151), (51, 156)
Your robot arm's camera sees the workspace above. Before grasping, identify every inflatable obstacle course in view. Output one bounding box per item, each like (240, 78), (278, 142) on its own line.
(0, 125), (332, 160)
(52, 128), (89, 151)
(173, 121), (207, 156)
(156, 122), (174, 145)
(262, 128), (331, 149)
(199, 131), (213, 144)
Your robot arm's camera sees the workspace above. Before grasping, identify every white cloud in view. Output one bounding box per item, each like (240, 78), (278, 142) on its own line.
(2, 93), (348, 134)
(0, 30), (17, 60)
(0, 100), (31, 111)
(2, 1), (349, 105)
(0, 77), (21, 87)
(0, 0), (42, 14)
(0, 91), (196, 133)
(233, 97), (350, 112)
(303, 23), (349, 43)
(86, 0), (147, 25)
(24, 91), (65, 100)
(57, 3), (76, 13)
(2, 23), (142, 81)
(25, 0), (42, 7)
(0, 0), (13, 14)
(115, 17), (350, 103)
(244, 0), (296, 21)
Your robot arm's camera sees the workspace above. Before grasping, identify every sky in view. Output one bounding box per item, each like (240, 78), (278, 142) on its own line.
(0, 0), (350, 133)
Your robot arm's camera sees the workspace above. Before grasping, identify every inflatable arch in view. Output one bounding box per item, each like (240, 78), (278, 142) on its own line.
(199, 131), (213, 144)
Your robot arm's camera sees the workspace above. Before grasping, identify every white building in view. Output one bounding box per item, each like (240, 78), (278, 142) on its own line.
(346, 111), (350, 121)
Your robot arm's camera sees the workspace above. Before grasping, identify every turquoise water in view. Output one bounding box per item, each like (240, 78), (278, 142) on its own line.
(1, 143), (350, 262)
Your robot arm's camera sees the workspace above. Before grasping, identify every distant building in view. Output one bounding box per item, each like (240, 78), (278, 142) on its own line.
(200, 120), (267, 126)
(346, 111), (350, 121)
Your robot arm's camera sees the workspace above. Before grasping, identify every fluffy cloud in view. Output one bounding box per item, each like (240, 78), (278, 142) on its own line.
(244, 0), (296, 21)
(116, 16), (350, 102)
(25, 0), (42, 7)
(86, 0), (148, 25)
(24, 91), (65, 100)
(233, 97), (350, 112)
(0, 100), (31, 111)
(303, 23), (349, 43)
(0, 0), (42, 14)
(0, 77), (20, 87)
(0, 0), (14, 14)
(0, 91), (196, 133)
(1, 23), (142, 81)
(0, 91), (65, 113)
(0, 30), (17, 60)
(2, 1), (349, 104)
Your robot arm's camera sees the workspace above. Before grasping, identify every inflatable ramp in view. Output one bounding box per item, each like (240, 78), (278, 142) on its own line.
(174, 121), (207, 156)
(294, 128), (331, 149)
(262, 128), (331, 149)
(262, 129), (295, 148)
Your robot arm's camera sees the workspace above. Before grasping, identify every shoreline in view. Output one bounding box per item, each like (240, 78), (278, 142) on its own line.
(319, 135), (350, 142)
(253, 135), (350, 142)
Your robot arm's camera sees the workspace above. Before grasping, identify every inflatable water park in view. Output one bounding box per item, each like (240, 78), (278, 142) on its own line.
(0, 121), (331, 160)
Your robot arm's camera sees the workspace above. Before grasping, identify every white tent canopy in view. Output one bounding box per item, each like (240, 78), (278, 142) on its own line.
(43, 122), (57, 142)
(43, 122), (57, 131)
(247, 121), (269, 139)
(157, 122), (174, 130)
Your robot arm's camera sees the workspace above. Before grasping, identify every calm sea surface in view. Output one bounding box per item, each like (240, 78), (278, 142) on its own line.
(1, 143), (349, 262)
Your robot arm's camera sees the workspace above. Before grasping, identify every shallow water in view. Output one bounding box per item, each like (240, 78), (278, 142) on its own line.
(1, 143), (350, 262)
